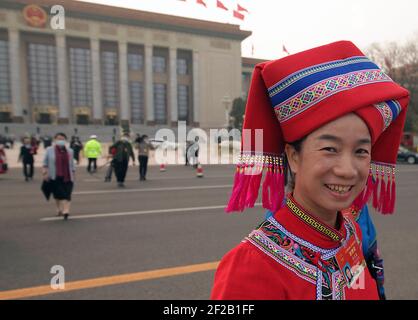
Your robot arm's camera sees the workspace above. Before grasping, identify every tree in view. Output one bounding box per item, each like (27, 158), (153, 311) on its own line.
(365, 35), (418, 132)
(229, 97), (246, 130)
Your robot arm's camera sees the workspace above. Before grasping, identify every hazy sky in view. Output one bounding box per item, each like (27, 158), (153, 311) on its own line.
(83, 0), (418, 60)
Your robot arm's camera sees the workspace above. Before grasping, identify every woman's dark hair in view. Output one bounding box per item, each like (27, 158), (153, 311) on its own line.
(54, 132), (67, 140)
(284, 136), (306, 191)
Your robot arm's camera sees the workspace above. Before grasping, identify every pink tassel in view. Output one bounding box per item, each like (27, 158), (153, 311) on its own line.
(389, 174), (396, 214)
(382, 177), (391, 214)
(363, 173), (375, 206)
(262, 166), (273, 210)
(277, 169), (285, 209)
(384, 169), (393, 214)
(352, 172), (375, 210)
(372, 170), (380, 210)
(378, 171), (386, 214)
(238, 172), (251, 211)
(245, 167), (263, 208)
(352, 189), (365, 210)
(225, 167), (244, 212)
(270, 168), (279, 211)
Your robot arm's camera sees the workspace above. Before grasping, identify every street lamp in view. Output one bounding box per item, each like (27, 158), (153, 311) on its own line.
(222, 95), (232, 128)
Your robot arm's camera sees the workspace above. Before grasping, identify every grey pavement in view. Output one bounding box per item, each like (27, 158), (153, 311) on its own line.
(0, 163), (417, 299)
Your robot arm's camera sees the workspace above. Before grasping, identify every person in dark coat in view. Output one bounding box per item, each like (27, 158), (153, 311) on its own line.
(18, 137), (36, 181)
(110, 133), (135, 187)
(70, 136), (83, 165)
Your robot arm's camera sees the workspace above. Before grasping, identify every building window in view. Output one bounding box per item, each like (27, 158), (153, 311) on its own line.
(130, 81), (144, 124)
(153, 83), (166, 124)
(177, 58), (188, 75)
(242, 72), (251, 96)
(128, 52), (143, 71)
(27, 43), (58, 106)
(0, 39), (11, 104)
(178, 85), (189, 122)
(153, 56), (166, 73)
(69, 47), (92, 108)
(101, 50), (119, 108)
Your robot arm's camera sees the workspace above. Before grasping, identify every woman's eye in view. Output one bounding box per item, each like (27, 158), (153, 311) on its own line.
(356, 149), (370, 155)
(321, 147), (337, 152)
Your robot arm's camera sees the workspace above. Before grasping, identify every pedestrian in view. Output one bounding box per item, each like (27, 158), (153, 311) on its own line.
(84, 134), (102, 173)
(70, 136), (83, 165)
(211, 41), (409, 300)
(18, 137), (36, 181)
(30, 134), (40, 151)
(0, 141), (7, 174)
(110, 133), (135, 187)
(184, 141), (192, 166)
(186, 137), (200, 168)
(104, 144), (117, 182)
(42, 135), (52, 149)
(42, 132), (76, 220)
(135, 135), (155, 181)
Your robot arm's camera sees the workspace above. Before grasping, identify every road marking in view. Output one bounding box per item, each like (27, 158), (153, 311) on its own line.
(0, 261), (220, 300)
(83, 175), (231, 182)
(73, 184), (232, 195)
(40, 203), (262, 221)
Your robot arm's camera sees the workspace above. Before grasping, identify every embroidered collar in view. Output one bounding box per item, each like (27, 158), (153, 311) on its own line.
(285, 195), (344, 243)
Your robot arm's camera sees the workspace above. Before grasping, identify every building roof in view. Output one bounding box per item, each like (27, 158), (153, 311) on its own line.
(242, 57), (269, 69)
(2, 0), (251, 41)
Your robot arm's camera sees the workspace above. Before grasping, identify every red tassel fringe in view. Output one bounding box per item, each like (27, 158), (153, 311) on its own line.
(225, 155), (285, 213)
(226, 158), (397, 215)
(352, 163), (396, 215)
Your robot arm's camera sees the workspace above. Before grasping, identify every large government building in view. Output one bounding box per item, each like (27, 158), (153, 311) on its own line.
(0, 0), (265, 133)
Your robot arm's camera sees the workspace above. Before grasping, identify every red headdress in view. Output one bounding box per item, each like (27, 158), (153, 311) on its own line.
(226, 41), (409, 214)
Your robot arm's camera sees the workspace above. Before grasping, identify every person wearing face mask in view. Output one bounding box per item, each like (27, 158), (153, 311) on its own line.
(42, 133), (75, 220)
(211, 41), (409, 300)
(18, 137), (36, 181)
(110, 133), (135, 187)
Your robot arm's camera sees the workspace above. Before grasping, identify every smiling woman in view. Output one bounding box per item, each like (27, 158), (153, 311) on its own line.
(211, 41), (410, 300)
(285, 113), (372, 228)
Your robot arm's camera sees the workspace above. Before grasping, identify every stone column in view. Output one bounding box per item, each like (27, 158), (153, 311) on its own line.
(91, 38), (102, 124)
(8, 29), (23, 122)
(169, 47), (178, 127)
(144, 44), (154, 125)
(192, 50), (200, 127)
(118, 41), (129, 127)
(56, 34), (69, 124)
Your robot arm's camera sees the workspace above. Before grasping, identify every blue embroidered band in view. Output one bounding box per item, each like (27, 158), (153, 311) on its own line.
(268, 56), (394, 123)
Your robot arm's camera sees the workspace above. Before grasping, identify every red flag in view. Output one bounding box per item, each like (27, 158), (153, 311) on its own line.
(237, 4), (249, 13)
(283, 45), (290, 55)
(217, 0), (228, 10)
(233, 10), (245, 20)
(196, 0), (207, 7)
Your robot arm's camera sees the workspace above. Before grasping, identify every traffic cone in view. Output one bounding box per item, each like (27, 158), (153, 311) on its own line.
(196, 163), (204, 178)
(160, 163), (166, 172)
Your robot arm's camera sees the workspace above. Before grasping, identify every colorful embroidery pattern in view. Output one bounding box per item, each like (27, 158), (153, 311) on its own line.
(268, 56), (373, 97)
(247, 230), (318, 284)
(286, 197), (342, 242)
(374, 100), (402, 131)
(273, 70), (392, 123)
(246, 216), (359, 300)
